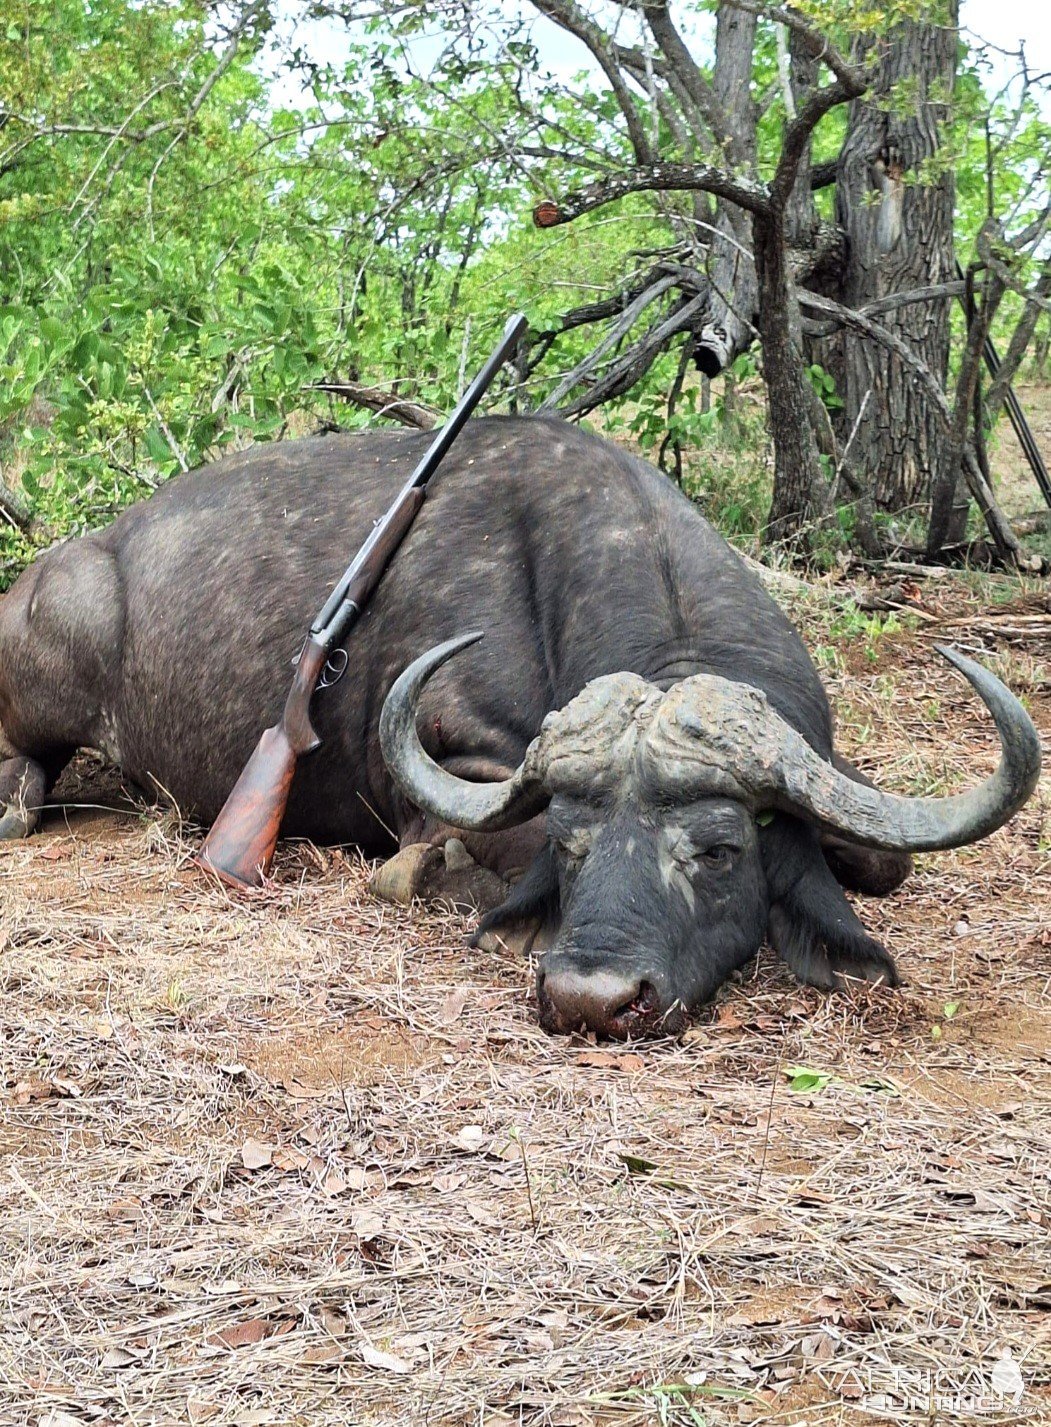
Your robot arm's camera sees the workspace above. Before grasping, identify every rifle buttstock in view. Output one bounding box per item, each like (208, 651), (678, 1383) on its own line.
(196, 724), (299, 888)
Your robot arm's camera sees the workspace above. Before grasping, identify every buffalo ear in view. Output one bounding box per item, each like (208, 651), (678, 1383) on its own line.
(470, 842), (561, 952)
(760, 816), (899, 990)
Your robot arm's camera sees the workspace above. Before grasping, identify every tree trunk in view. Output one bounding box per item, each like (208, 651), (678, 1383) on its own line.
(757, 212), (829, 544)
(831, 8), (958, 518)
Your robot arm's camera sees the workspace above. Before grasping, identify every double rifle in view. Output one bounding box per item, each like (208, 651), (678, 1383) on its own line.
(198, 313), (528, 888)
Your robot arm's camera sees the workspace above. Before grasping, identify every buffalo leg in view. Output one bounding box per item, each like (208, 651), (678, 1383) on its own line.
(0, 754), (56, 839)
(370, 836), (508, 912)
(370, 815), (546, 915)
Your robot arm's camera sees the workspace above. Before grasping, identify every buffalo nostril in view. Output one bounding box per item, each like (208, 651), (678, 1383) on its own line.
(612, 979), (658, 1022)
(537, 959), (665, 1038)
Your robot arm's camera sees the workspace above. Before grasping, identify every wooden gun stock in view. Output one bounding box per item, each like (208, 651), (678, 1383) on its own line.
(197, 636), (327, 887)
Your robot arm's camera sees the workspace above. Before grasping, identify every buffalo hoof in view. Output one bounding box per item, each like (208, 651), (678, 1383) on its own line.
(370, 842), (437, 905)
(370, 839), (507, 913)
(0, 807), (37, 840)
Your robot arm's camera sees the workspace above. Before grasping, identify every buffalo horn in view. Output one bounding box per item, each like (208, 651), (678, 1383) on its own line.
(379, 632), (552, 831)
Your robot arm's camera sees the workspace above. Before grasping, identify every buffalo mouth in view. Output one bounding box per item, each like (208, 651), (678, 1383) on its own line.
(535, 956), (687, 1040)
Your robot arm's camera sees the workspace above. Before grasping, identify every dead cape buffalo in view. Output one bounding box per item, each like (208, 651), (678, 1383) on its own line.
(0, 417), (1040, 1037)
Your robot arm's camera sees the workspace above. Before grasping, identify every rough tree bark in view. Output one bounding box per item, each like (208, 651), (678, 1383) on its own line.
(830, 7), (959, 518)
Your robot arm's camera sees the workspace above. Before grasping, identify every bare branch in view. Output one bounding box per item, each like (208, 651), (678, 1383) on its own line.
(775, 24), (797, 120)
(641, 3), (738, 157)
(528, 0), (657, 164)
(772, 76), (864, 206)
(721, 0), (865, 89)
(559, 291), (708, 416)
(534, 162), (771, 226)
(796, 291), (1023, 560)
(306, 381), (438, 430)
(797, 291), (953, 424)
(986, 259), (1051, 416)
(538, 273), (680, 410)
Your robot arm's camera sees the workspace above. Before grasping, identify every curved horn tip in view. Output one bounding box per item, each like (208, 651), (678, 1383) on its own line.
(933, 643), (983, 677)
(379, 629), (548, 832)
(420, 630), (485, 670)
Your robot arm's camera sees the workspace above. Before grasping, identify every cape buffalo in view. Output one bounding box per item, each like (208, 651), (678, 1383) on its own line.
(0, 418), (1040, 1037)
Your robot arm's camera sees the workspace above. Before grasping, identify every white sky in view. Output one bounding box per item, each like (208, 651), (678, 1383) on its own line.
(269, 1), (1051, 112)
(963, 0), (1051, 75)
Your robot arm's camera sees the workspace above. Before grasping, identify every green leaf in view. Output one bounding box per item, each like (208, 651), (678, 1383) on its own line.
(785, 1066), (833, 1093)
(39, 316), (67, 346)
(616, 1150), (660, 1175)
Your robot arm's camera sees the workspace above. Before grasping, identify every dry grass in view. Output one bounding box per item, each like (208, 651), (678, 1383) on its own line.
(1, 582), (1050, 1427)
(988, 382), (1051, 523)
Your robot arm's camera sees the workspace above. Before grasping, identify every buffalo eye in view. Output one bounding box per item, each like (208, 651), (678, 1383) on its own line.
(699, 844), (737, 871)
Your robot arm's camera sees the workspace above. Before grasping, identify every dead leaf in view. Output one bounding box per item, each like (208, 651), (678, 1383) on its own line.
(464, 1200), (500, 1227)
(800, 1330), (836, 1364)
(37, 1413), (87, 1427)
(360, 1343), (412, 1374)
(320, 1307), (347, 1337)
(206, 1316), (295, 1350)
(348, 1208), (384, 1238)
(433, 1170), (467, 1192)
(273, 1147), (311, 1173)
(455, 1124), (485, 1153)
(391, 1331), (430, 1358)
(13, 1077), (51, 1103)
(300, 1343), (343, 1365)
(575, 1051), (645, 1072)
(240, 1138), (273, 1171)
(100, 1346), (142, 1369)
(38, 842), (73, 861)
(281, 1078), (332, 1100)
(106, 1196), (144, 1222)
(13, 1075), (83, 1103)
(186, 1401), (221, 1426)
(438, 987), (470, 1024)
(714, 1004), (745, 1029)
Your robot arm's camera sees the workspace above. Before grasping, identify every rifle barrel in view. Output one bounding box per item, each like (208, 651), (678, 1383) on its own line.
(955, 260), (1051, 511)
(310, 313), (527, 639)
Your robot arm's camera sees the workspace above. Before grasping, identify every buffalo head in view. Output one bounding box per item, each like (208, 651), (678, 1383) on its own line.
(380, 633), (1040, 1039)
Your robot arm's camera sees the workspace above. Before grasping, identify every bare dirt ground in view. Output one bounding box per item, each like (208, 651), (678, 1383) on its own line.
(1, 578), (1049, 1427)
